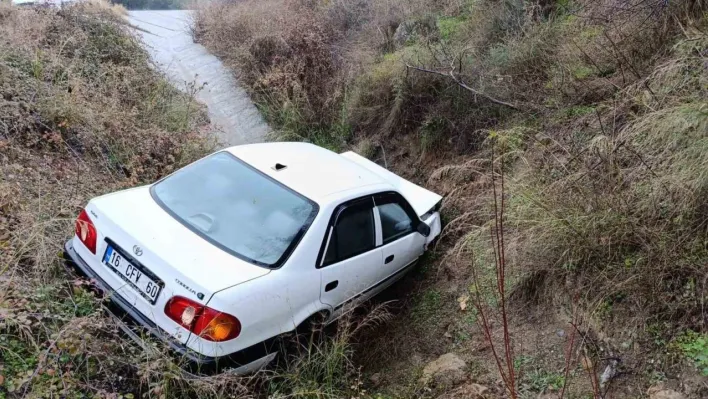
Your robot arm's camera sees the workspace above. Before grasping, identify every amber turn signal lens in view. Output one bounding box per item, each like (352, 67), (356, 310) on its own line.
(203, 315), (237, 342)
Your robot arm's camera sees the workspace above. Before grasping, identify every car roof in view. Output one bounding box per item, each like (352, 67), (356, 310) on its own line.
(225, 142), (389, 203)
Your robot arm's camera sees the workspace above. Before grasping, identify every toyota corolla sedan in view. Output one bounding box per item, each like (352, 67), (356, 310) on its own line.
(64, 142), (442, 372)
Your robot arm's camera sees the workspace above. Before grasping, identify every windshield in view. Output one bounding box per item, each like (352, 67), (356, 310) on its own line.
(151, 152), (318, 268)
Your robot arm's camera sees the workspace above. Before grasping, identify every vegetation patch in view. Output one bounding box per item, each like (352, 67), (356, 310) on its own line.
(0, 3), (221, 397)
(674, 331), (708, 376)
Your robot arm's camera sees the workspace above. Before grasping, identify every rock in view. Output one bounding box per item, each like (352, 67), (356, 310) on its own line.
(437, 382), (489, 399)
(393, 20), (416, 47)
(392, 16), (437, 48)
(419, 353), (467, 388)
(682, 374), (708, 397)
(647, 384), (686, 399)
(599, 359), (619, 387)
(556, 329), (566, 337)
(369, 372), (382, 387)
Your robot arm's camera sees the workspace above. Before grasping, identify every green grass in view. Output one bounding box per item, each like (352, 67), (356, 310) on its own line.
(262, 98), (351, 152)
(514, 355), (566, 395)
(0, 338), (40, 393)
(438, 15), (466, 41)
(419, 116), (446, 152)
(564, 105), (595, 118)
(572, 65), (594, 79)
(523, 369), (565, 393)
(411, 289), (443, 321)
(674, 331), (708, 376)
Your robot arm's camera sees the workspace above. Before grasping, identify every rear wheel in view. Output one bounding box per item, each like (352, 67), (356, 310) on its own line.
(275, 312), (330, 367)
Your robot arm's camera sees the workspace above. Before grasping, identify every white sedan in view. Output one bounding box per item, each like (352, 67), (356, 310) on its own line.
(64, 143), (442, 372)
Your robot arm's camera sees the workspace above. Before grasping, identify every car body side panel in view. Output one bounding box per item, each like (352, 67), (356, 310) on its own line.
(379, 232), (425, 278)
(319, 248), (384, 308)
(423, 212), (442, 245)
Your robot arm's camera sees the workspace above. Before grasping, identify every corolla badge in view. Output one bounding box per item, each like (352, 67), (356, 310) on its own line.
(133, 245), (143, 256)
(175, 278), (205, 300)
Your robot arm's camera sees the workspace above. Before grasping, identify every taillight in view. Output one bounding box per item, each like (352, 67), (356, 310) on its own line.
(75, 209), (97, 254)
(164, 296), (241, 342)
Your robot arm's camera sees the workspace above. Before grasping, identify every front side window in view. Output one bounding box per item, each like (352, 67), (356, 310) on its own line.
(378, 202), (413, 244)
(323, 202), (375, 266)
(152, 152), (318, 268)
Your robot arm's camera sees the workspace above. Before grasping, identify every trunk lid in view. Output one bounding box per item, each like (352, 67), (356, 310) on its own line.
(340, 151), (442, 216)
(89, 186), (270, 299)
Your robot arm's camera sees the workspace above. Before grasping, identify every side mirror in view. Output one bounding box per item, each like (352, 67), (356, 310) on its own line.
(416, 222), (431, 237)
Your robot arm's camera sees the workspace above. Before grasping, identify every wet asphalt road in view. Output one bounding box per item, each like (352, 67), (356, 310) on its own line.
(127, 10), (269, 145)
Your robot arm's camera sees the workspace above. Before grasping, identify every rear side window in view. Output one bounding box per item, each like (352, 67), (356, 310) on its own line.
(323, 202), (375, 265)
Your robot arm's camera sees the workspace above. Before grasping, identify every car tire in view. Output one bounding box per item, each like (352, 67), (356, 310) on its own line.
(274, 311), (330, 367)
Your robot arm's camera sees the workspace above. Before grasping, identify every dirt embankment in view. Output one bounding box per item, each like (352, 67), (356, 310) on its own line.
(194, 0), (708, 398)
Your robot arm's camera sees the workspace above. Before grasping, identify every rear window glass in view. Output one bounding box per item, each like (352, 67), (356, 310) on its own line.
(151, 152), (318, 268)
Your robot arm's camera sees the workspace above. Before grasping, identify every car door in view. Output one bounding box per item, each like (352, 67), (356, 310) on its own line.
(374, 192), (426, 279)
(318, 196), (384, 310)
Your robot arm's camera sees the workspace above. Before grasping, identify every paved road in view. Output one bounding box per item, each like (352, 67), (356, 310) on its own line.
(127, 10), (269, 145)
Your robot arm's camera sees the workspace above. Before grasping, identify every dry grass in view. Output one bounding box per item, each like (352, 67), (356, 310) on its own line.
(193, 0), (461, 149)
(84, 0), (128, 16)
(430, 11), (708, 397)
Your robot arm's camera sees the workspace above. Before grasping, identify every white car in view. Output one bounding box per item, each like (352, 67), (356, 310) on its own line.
(64, 143), (442, 372)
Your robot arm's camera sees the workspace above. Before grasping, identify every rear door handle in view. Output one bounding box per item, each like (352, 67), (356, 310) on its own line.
(325, 281), (338, 292)
(385, 254), (395, 264)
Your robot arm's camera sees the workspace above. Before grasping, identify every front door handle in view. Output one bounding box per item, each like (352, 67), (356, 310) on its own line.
(385, 254), (395, 264)
(325, 280), (338, 292)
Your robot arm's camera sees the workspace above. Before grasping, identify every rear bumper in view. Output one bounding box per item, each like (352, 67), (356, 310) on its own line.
(63, 239), (277, 373)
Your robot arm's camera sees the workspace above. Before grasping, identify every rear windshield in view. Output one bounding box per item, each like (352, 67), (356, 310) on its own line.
(151, 152), (318, 268)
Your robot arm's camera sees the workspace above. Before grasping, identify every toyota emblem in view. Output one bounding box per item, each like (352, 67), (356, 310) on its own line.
(133, 245), (143, 256)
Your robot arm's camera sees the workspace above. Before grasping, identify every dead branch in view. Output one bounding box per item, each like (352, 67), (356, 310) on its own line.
(405, 64), (522, 111)
(559, 296), (582, 399)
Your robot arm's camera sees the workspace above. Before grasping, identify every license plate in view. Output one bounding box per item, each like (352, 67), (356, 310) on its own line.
(103, 245), (162, 304)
